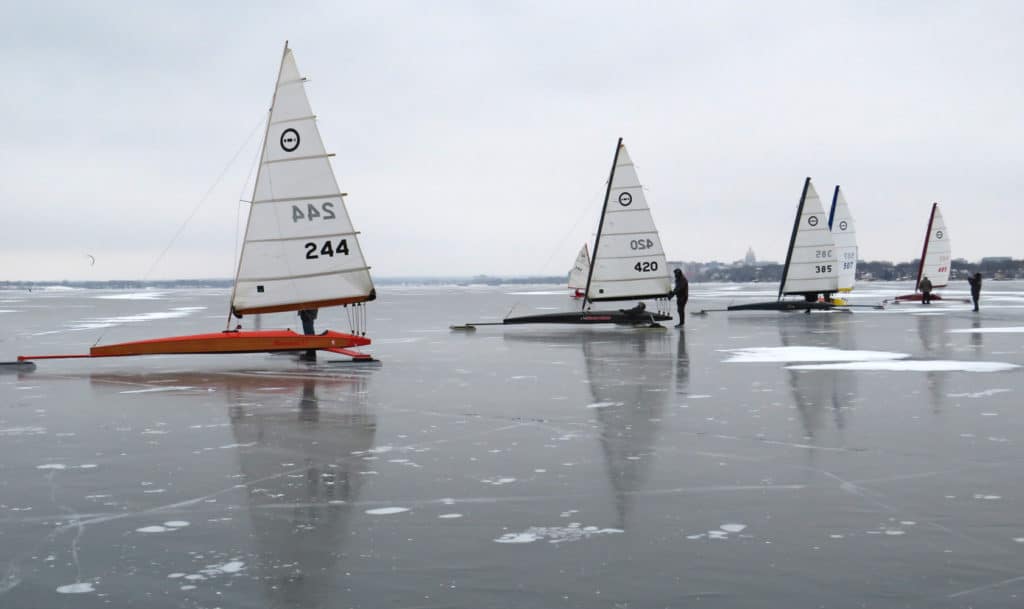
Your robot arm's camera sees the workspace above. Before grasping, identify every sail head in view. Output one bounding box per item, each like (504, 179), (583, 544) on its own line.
(780, 178), (839, 296)
(232, 45), (374, 316)
(585, 141), (672, 302)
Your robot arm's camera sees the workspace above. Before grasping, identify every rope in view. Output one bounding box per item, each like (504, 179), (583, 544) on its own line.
(93, 116), (265, 347)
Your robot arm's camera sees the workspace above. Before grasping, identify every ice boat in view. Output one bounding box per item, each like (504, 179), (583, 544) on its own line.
(893, 203), (952, 302)
(15, 43), (376, 365)
(454, 138), (673, 329)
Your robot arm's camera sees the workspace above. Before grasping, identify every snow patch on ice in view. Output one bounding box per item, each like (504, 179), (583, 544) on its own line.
(495, 525), (623, 544)
(947, 389), (1011, 398)
(121, 386), (195, 394)
(56, 582), (94, 594)
(365, 507), (409, 515)
(949, 326), (1024, 334)
(439, 513), (463, 519)
(720, 523), (747, 533)
(723, 346), (909, 363)
(787, 360), (1020, 372)
(136, 525), (170, 533)
(586, 401), (623, 409)
(36, 463), (66, 470)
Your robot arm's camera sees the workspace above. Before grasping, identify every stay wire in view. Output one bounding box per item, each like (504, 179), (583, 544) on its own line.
(91, 117), (266, 348)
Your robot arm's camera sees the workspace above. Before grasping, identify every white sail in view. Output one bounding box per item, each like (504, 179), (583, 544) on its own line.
(918, 203), (951, 289)
(568, 244), (590, 290)
(585, 141), (672, 302)
(232, 44), (374, 316)
(780, 178), (838, 296)
(828, 186), (857, 293)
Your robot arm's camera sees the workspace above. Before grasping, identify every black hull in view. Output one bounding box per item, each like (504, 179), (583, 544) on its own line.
(503, 310), (672, 325)
(727, 300), (835, 312)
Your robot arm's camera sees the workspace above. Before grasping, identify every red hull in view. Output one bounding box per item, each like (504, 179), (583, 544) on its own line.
(893, 293), (944, 302)
(19, 329), (370, 361)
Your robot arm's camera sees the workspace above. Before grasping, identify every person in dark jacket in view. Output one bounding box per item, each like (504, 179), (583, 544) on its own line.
(919, 276), (933, 305)
(968, 273), (982, 312)
(670, 268), (689, 327)
(298, 309), (318, 360)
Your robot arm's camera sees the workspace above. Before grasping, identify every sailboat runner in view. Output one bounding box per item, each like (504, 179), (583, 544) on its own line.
(14, 43), (375, 365)
(711, 178), (840, 313)
(453, 138), (673, 328)
(894, 203), (952, 302)
(568, 243), (590, 298)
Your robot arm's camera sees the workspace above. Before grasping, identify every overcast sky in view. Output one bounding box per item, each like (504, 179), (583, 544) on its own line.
(3, 1), (1022, 280)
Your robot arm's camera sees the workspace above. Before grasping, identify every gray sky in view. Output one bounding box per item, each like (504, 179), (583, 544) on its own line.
(3, 1), (1022, 280)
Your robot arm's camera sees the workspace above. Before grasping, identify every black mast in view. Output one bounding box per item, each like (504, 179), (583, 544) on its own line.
(777, 177), (811, 301)
(582, 137), (623, 310)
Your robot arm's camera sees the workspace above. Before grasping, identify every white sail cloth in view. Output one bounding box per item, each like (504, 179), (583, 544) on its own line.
(780, 178), (839, 296)
(585, 142), (672, 302)
(232, 45), (374, 315)
(568, 244), (590, 290)
(829, 186), (857, 293)
(919, 203), (951, 288)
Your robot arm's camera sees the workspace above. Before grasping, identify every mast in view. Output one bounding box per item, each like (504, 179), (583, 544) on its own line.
(914, 202), (938, 293)
(777, 177), (811, 300)
(582, 137), (623, 310)
(228, 41), (289, 323)
(828, 185), (840, 229)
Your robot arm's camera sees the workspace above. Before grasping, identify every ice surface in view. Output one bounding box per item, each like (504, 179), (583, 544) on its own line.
(3, 281), (1024, 608)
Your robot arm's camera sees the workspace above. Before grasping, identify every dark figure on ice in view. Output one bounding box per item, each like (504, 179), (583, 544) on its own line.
(919, 276), (933, 304)
(298, 308), (318, 360)
(968, 272), (982, 312)
(670, 268), (689, 327)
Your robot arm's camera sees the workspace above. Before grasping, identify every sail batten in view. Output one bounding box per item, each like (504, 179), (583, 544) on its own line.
(584, 140), (671, 303)
(779, 178), (838, 296)
(231, 45), (374, 316)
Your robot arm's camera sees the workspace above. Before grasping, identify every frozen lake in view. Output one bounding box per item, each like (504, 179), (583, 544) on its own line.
(2, 280), (1024, 608)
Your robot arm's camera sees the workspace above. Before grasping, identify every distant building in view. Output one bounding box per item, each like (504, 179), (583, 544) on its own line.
(744, 247), (756, 265)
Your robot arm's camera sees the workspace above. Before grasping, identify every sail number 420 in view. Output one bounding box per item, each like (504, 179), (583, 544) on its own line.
(634, 261), (658, 273)
(305, 239), (349, 259)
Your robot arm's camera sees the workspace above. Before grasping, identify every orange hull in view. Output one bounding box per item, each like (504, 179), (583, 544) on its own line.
(19, 330), (370, 361)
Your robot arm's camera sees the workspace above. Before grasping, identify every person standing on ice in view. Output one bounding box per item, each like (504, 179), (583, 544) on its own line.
(968, 272), (982, 312)
(919, 276), (933, 305)
(298, 309), (318, 360)
(670, 268), (689, 327)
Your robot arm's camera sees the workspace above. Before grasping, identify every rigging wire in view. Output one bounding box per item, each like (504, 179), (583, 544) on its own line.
(534, 183), (605, 276)
(92, 116), (266, 348)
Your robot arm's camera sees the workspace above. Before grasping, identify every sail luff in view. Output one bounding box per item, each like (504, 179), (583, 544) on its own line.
(914, 203), (937, 291)
(778, 177), (811, 300)
(583, 137), (623, 308)
(229, 42), (289, 320)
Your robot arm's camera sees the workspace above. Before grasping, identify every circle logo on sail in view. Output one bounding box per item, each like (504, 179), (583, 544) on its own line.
(839, 220), (848, 231)
(808, 216), (819, 227)
(618, 192), (632, 206)
(935, 230), (944, 239)
(280, 128), (300, 152)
